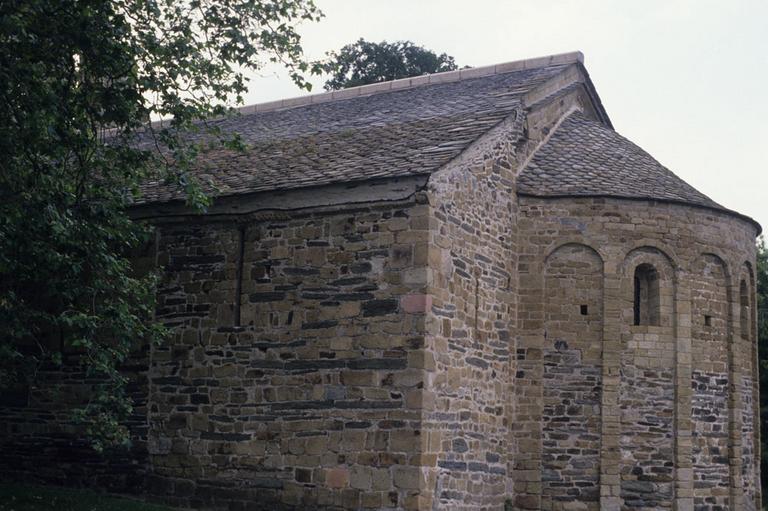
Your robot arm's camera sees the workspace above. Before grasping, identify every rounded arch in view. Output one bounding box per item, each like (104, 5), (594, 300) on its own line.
(691, 252), (733, 334)
(543, 238), (606, 266)
(740, 279), (751, 340)
(736, 261), (756, 340)
(620, 245), (677, 277)
(620, 239), (681, 273)
(544, 242), (605, 321)
(698, 251), (733, 283)
(620, 246), (676, 329)
(743, 259), (755, 277)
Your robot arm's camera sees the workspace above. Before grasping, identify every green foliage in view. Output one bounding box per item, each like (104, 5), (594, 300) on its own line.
(0, 482), (173, 511)
(757, 237), (768, 500)
(324, 38), (459, 90)
(0, 0), (325, 451)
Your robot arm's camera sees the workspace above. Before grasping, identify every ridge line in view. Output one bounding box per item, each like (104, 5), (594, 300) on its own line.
(241, 51), (583, 115)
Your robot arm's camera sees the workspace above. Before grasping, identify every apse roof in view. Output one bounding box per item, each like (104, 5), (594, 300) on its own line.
(517, 113), (723, 209)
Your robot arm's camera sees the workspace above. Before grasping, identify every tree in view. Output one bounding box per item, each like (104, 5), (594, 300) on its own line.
(324, 38), (459, 91)
(0, 0), (326, 451)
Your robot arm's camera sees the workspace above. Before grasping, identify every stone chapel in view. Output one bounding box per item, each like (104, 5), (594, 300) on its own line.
(0, 52), (761, 511)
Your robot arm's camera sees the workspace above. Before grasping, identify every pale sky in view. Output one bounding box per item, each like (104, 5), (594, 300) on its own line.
(241, 0), (768, 232)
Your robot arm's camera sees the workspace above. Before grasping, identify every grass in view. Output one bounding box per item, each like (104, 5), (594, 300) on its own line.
(0, 483), (174, 511)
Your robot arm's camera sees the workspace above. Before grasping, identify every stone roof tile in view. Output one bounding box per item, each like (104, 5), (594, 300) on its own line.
(518, 113), (723, 210)
(136, 64), (567, 203)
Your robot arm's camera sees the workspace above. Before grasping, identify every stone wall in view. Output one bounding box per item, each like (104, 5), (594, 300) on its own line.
(619, 248), (675, 510)
(145, 198), (431, 510)
(0, 109), (761, 511)
(739, 263), (759, 511)
(541, 244), (602, 510)
(690, 255), (730, 510)
(741, 376), (757, 511)
(516, 196), (759, 511)
(691, 371), (729, 508)
(422, 112), (523, 510)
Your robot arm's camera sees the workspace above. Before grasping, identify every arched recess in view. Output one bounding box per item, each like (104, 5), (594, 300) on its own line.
(689, 254), (731, 510)
(738, 263), (758, 510)
(619, 246), (676, 510)
(541, 243), (603, 510)
(740, 279), (750, 339)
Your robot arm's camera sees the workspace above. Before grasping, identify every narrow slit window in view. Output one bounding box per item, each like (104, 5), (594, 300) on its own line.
(740, 280), (750, 339)
(633, 263), (660, 326)
(580, 305), (588, 316)
(704, 315), (712, 327)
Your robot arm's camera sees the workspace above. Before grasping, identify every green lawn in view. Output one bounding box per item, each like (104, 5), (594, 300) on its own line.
(0, 483), (173, 511)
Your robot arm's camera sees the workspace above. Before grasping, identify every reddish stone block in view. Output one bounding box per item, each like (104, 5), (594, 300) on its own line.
(400, 294), (431, 314)
(325, 467), (350, 489)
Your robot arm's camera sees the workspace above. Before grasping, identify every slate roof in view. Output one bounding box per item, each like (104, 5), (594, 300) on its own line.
(518, 113), (724, 210)
(137, 64), (568, 203)
(132, 52), (753, 229)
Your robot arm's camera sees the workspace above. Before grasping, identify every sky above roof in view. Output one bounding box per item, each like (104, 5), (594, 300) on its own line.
(241, 0), (768, 232)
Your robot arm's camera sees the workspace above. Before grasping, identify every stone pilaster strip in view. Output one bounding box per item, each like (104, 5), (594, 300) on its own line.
(729, 282), (745, 510)
(600, 266), (622, 511)
(674, 277), (693, 511)
(512, 260), (544, 510)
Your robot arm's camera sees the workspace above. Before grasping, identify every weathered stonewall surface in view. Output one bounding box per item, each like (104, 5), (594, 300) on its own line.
(0, 52), (761, 511)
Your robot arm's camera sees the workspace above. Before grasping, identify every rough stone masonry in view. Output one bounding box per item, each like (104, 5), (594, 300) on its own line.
(0, 52), (761, 511)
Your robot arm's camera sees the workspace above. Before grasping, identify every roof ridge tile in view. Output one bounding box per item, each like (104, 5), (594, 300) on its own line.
(239, 51), (584, 115)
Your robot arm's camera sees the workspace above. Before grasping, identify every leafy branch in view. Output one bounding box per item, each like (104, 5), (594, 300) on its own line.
(0, 0), (328, 451)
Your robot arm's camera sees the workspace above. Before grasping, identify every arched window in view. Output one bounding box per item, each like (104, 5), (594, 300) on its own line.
(740, 279), (750, 339)
(634, 263), (660, 326)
